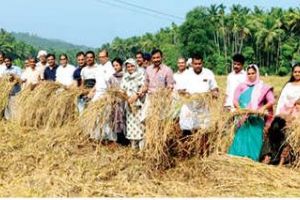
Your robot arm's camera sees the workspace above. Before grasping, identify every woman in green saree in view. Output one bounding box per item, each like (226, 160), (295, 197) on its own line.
(228, 64), (275, 161)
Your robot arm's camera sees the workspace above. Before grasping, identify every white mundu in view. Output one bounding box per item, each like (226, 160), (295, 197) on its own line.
(179, 67), (218, 130)
(56, 64), (76, 86)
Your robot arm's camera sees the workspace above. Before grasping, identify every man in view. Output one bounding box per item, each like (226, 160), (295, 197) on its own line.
(2, 56), (22, 119)
(1, 56), (22, 78)
(174, 57), (187, 91)
(44, 54), (58, 81)
(97, 49), (114, 81)
(143, 52), (152, 68)
(87, 58), (109, 141)
(224, 54), (246, 111)
(143, 49), (174, 94)
(136, 51), (144, 67)
(179, 54), (218, 132)
(21, 57), (40, 88)
(36, 50), (48, 80)
(77, 51), (97, 113)
(56, 53), (76, 87)
(73, 51), (86, 87)
(80, 51), (97, 88)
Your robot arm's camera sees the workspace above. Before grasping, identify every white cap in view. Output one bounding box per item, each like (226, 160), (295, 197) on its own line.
(124, 58), (136, 66)
(37, 50), (48, 59)
(186, 58), (192, 67)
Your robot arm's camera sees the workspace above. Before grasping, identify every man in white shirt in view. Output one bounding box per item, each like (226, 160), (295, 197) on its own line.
(224, 54), (246, 111)
(179, 54), (218, 133)
(174, 57), (187, 91)
(81, 51), (97, 89)
(97, 49), (114, 81)
(36, 50), (48, 80)
(1, 56), (22, 78)
(56, 54), (76, 87)
(87, 62), (109, 141)
(21, 57), (40, 88)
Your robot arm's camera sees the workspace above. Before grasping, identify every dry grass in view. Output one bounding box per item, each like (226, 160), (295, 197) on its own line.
(0, 120), (299, 197)
(286, 119), (300, 168)
(0, 76), (19, 118)
(14, 81), (82, 128)
(0, 76), (299, 197)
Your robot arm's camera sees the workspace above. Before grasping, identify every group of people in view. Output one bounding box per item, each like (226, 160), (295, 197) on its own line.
(0, 49), (299, 166)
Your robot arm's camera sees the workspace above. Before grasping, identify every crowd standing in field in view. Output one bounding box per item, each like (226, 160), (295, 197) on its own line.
(0, 49), (299, 166)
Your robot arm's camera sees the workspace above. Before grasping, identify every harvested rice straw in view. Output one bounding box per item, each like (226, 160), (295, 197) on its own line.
(285, 119), (300, 168)
(143, 89), (180, 170)
(14, 81), (62, 127)
(79, 93), (115, 139)
(0, 76), (19, 117)
(175, 91), (231, 158)
(45, 87), (83, 129)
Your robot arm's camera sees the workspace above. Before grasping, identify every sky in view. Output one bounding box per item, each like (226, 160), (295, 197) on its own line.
(0, 0), (299, 48)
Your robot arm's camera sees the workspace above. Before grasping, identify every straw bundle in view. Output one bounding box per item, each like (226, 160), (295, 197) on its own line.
(79, 93), (115, 139)
(0, 76), (19, 118)
(14, 82), (82, 128)
(143, 89), (180, 170)
(285, 119), (300, 168)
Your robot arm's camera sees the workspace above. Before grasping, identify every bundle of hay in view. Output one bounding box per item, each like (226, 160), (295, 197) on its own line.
(14, 81), (62, 127)
(285, 119), (300, 168)
(14, 82), (82, 128)
(174, 91), (234, 158)
(0, 76), (19, 118)
(143, 89), (182, 170)
(79, 92), (117, 140)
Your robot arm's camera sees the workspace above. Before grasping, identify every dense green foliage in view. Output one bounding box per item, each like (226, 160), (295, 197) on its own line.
(100, 5), (300, 75)
(0, 29), (94, 67)
(0, 29), (36, 67)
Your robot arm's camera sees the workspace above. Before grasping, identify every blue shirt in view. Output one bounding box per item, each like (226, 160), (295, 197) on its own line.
(44, 65), (58, 81)
(73, 66), (83, 86)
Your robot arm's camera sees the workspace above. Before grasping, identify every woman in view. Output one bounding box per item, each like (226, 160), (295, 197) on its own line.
(228, 64), (275, 161)
(276, 63), (300, 116)
(107, 57), (129, 145)
(120, 58), (145, 149)
(262, 64), (300, 165)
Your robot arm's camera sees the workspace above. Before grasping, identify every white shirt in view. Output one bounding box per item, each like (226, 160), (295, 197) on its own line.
(21, 67), (40, 87)
(276, 82), (300, 115)
(0, 63), (6, 77)
(224, 70), (246, 108)
(56, 64), (76, 86)
(98, 61), (115, 82)
(92, 67), (108, 102)
(182, 68), (218, 94)
(0, 65), (22, 77)
(174, 70), (187, 90)
(36, 61), (48, 80)
(80, 64), (97, 80)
